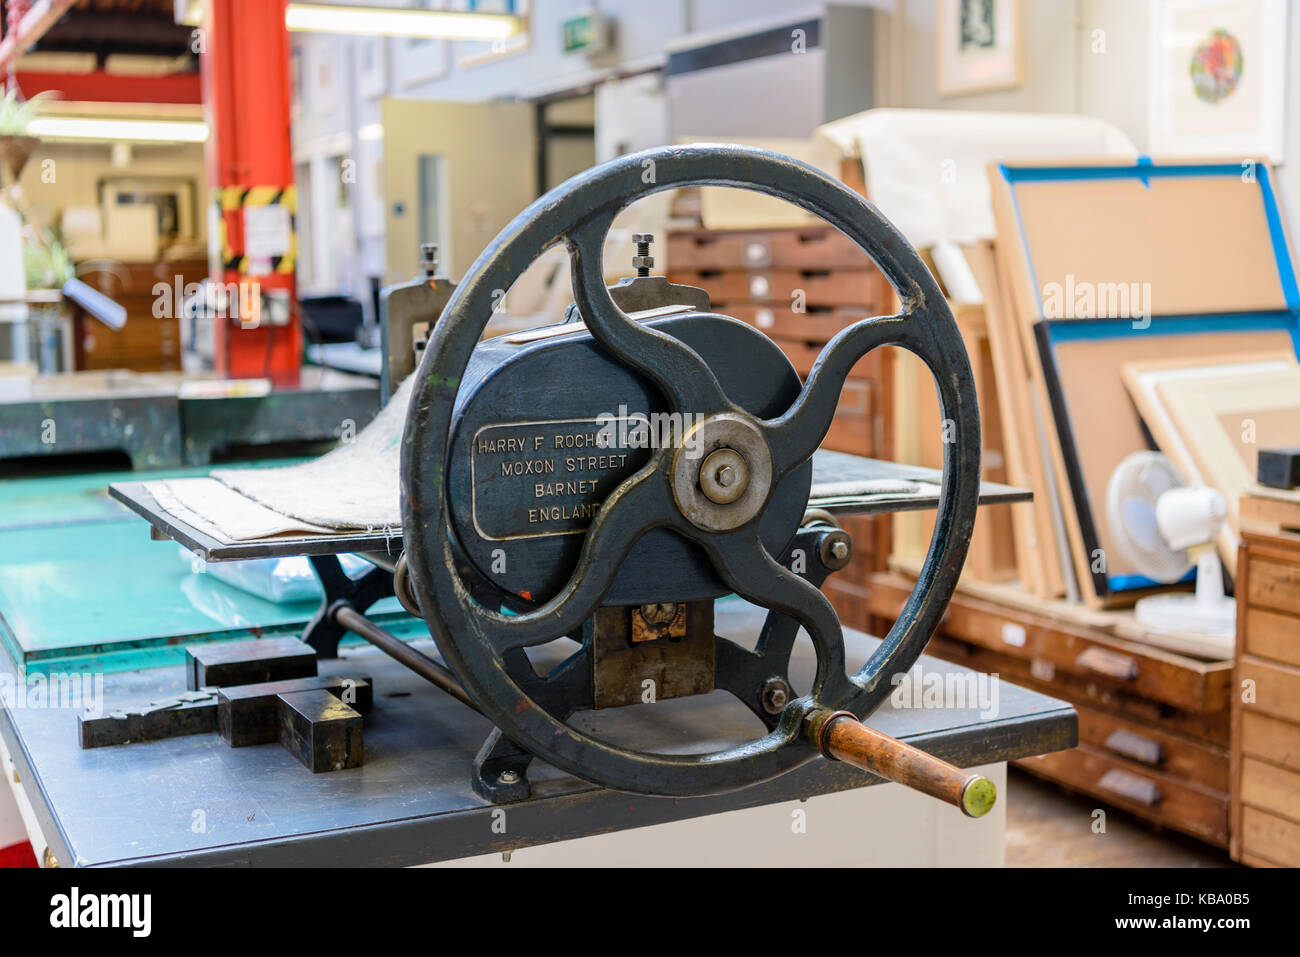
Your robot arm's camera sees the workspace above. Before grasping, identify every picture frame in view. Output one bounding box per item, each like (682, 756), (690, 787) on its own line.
(936, 0), (1022, 96)
(1148, 0), (1287, 161)
(97, 175), (199, 243)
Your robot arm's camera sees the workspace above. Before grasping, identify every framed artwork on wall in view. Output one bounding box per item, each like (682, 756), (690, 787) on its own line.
(1148, 0), (1287, 161)
(936, 0), (1022, 96)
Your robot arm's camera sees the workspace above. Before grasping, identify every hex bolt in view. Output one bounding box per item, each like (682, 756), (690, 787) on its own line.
(499, 770), (520, 785)
(632, 233), (654, 277)
(761, 677), (792, 715)
(819, 530), (853, 571)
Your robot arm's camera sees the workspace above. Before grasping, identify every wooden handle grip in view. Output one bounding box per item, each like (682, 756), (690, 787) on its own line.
(817, 712), (997, 818)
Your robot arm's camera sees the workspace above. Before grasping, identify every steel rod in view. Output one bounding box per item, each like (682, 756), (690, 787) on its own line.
(331, 604), (479, 712)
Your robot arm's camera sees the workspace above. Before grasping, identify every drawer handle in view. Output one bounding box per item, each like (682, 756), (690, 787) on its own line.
(1098, 768), (1162, 806)
(1075, 647), (1139, 681)
(1103, 729), (1163, 766)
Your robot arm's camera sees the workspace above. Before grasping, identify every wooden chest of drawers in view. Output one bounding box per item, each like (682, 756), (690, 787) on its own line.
(1231, 529), (1300, 866)
(867, 569), (1233, 847)
(73, 259), (208, 373)
(667, 225), (894, 609)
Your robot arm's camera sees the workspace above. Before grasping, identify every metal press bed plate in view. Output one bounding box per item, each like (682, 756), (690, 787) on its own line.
(107, 449), (1030, 563)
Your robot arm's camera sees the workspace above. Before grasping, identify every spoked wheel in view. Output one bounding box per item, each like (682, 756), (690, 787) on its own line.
(401, 144), (981, 800)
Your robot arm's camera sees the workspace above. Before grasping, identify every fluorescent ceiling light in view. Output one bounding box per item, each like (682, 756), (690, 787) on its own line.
(27, 116), (210, 143)
(285, 3), (520, 40)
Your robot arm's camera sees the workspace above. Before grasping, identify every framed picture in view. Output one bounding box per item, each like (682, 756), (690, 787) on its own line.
(97, 176), (199, 243)
(1148, 0), (1287, 161)
(936, 0), (1021, 96)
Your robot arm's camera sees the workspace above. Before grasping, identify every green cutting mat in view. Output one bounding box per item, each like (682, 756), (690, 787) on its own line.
(0, 467), (415, 676)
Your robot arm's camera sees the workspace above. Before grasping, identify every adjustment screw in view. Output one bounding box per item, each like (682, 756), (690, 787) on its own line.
(632, 233), (654, 277)
(760, 677), (792, 715)
(499, 770), (520, 785)
(420, 242), (440, 277)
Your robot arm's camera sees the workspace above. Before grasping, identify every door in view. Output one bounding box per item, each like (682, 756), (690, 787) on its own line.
(381, 99), (536, 283)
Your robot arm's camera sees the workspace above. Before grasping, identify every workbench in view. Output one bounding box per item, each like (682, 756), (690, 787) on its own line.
(0, 464), (1074, 867)
(0, 367), (379, 470)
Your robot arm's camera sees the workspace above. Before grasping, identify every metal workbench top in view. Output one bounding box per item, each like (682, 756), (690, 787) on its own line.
(0, 600), (1076, 867)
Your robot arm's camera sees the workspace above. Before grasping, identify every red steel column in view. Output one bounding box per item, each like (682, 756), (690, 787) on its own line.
(200, 0), (301, 385)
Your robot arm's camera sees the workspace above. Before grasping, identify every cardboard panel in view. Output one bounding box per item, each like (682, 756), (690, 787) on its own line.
(1039, 325), (1295, 596)
(1012, 174), (1287, 317)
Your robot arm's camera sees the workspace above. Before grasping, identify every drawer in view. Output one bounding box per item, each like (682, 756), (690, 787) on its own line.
(1078, 705), (1229, 792)
(668, 268), (881, 309)
(667, 228), (867, 270)
(1246, 557), (1300, 617)
(1016, 744), (1229, 847)
(823, 578), (874, 634)
(927, 635), (1231, 745)
(1238, 654), (1300, 724)
(1240, 806), (1300, 867)
(1239, 710), (1300, 773)
(725, 303), (875, 343)
(868, 572), (1232, 713)
(1240, 755), (1300, 823)
(774, 337), (885, 382)
(831, 514), (889, 588)
(1241, 606), (1300, 669)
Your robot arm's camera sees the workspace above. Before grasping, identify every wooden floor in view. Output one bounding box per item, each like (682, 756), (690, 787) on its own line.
(1004, 768), (1235, 867)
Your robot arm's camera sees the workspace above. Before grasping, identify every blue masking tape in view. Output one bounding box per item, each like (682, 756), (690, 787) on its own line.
(1044, 313), (1300, 358)
(1109, 570), (1196, 592)
(997, 160), (1300, 314)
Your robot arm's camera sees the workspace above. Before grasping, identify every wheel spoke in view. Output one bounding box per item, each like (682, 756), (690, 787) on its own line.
(467, 462), (677, 654)
(567, 217), (729, 413)
(694, 527), (852, 702)
(765, 312), (912, 476)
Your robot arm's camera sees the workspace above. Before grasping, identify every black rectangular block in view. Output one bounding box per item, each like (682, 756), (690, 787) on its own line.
(185, 637), (317, 691)
(219, 674), (372, 747)
(277, 689), (364, 772)
(1258, 447), (1300, 490)
(78, 697), (217, 749)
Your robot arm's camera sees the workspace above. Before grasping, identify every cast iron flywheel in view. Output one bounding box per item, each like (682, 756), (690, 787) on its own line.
(400, 143), (980, 797)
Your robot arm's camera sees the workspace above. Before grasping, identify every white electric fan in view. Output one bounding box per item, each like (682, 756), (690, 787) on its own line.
(1106, 451), (1236, 650)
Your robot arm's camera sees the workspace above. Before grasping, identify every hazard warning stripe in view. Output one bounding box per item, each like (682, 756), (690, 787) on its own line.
(218, 184), (298, 275)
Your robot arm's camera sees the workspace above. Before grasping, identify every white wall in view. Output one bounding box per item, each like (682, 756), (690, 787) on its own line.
(290, 0), (1300, 292)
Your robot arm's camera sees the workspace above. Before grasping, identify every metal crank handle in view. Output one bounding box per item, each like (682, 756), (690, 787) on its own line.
(808, 710), (997, 818)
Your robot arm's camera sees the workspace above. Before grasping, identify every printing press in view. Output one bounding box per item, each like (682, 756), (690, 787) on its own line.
(0, 145), (1076, 864)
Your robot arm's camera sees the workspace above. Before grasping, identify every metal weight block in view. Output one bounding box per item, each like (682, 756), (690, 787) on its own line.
(186, 637), (317, 691)
(219, 675), (372, 747)
(277, 689), (364, 773)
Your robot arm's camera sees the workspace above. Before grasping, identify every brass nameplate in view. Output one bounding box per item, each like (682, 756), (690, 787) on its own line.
(470, 418), (649, 541)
